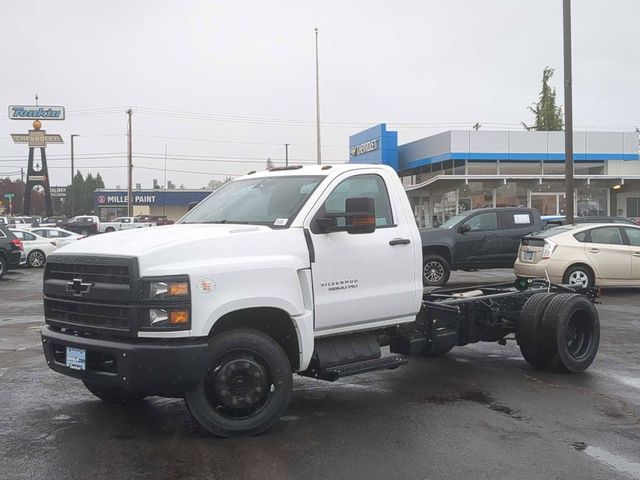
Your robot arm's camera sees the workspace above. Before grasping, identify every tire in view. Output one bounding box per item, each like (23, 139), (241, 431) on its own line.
(184, 329), (293, 437)
(517, 292), (557, 369)
(539, 294), (600, 372)
(0, 256), (7, 279)
(81, 229), (90, 236)
(422, 342), (455, 357)
(422, 254), (451, 287)
(83, 381), (147, 404)
(27, 250), (46, 268)
(562, 265), (595, 288)
(105, 227), (115, 233)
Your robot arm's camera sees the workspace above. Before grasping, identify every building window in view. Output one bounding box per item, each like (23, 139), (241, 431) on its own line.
(542, 161), (565, 175)
(499, 161), (542, 175)
(575, 162), (605, 175)
(468, 161), (497, 175)
(577, 186), (608, 217)
(496, 182), (528, 208)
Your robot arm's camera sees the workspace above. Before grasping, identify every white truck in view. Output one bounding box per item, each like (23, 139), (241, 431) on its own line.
(41, 164), (600, 437)
(100, 216), (156, 233)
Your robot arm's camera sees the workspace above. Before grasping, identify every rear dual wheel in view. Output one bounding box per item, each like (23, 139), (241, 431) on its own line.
(518, 293), (600, 372)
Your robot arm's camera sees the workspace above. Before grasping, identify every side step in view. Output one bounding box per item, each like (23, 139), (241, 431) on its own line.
(320, 355), (407, 381)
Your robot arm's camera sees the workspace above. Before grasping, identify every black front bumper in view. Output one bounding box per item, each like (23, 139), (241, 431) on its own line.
(41, 326), (209, 397)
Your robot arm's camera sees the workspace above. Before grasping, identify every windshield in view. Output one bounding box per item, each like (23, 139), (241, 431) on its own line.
(439, 213), (468, 229)
(179, 175), (324, 227)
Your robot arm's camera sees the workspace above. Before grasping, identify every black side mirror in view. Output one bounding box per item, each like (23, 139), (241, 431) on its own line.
(187, 201), (199, 211)
(458, 223), (471, 234)
(345, 197), (376, 234)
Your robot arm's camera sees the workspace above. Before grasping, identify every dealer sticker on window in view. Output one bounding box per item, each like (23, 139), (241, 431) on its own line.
(66, 347), (86, 371)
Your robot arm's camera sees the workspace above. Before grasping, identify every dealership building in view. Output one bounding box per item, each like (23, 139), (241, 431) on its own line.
(93, 189), (212, 221)
(349, 124), (640, 227)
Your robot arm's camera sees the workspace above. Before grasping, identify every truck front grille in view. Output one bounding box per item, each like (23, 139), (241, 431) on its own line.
(45, 262), (130, 285)
(45, 298), (135, 332)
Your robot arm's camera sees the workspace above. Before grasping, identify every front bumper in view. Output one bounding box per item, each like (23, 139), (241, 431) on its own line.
(41, 325), (209, 397)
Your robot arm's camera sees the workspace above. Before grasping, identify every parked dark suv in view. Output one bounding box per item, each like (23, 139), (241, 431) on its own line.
(0, 224), (24, 279)
(420, 208), (542, 286)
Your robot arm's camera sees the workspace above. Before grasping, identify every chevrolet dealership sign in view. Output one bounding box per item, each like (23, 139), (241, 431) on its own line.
(8, 105), (65, 120)
(350, 138), (379, 157)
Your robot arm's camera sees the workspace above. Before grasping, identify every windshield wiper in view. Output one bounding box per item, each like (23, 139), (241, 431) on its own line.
(203, 220), (250, 224)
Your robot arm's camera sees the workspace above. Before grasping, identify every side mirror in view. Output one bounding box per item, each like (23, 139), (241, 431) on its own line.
(458, 223), (471, 234)
(345, 197), (376, 234)
(187, 201), (199, 211)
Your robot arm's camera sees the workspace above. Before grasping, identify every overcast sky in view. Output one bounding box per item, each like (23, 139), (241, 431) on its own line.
(1, 0), (639, 189)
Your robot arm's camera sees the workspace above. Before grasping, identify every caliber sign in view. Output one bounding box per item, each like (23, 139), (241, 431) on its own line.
(8, 105), (65, 120)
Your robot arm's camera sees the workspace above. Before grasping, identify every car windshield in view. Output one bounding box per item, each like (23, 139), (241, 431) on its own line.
(439, 213), (468, 229)
(179, 175), (324, 227)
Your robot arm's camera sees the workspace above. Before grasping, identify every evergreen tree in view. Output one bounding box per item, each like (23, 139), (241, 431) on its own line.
(522, 66), (564, 131)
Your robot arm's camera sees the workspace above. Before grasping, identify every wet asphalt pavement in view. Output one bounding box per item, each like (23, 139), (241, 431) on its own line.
(1, 268), (640, 480)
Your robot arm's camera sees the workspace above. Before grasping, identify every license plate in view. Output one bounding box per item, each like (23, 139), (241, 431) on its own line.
(66, 347), (86, 371)
(524, 251), (535, 262)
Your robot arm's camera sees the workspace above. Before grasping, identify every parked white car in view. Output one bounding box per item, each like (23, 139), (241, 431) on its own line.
(29, 227), (83, 248)
(515, 223), (640, 288)
(10, 229), (58, 268)
(100, 216), (156, 233)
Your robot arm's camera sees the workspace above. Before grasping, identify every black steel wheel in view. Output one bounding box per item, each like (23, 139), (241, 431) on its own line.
(422, 254), (451, 287)
(0, 256), (7, 279)
(539, 294), (600, 372)
(27, 250), (46, 268)
(184, 329), (292, 437)
(105, 227), (115, 233)
(517, 292), (557, 369)
(83, 381), (147, 404)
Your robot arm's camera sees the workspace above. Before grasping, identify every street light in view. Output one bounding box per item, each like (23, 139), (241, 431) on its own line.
(70, 134), (80, 216)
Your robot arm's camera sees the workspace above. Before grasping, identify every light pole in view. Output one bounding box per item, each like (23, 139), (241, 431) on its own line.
(315, 27), (322, 165)
(284, 143), (289, 166)
(70, 134), (80, 216)
(563, 0), (574, 224)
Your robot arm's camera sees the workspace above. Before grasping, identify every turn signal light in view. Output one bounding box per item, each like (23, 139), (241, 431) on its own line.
(352, 216), (375, 226)
(169, 310), (189, 325)
(168, 282), (189, 296)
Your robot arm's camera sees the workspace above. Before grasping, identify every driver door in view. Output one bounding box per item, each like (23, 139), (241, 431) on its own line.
(453, 211), (502, 266)
(306, 171), (420, 334)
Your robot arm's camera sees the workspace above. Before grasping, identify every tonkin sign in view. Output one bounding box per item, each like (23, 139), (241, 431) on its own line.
(8, 105), (65, 120)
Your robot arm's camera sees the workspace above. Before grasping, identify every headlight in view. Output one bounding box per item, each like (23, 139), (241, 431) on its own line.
(141, 276), (191, 330)
(142, 276), (190, 299)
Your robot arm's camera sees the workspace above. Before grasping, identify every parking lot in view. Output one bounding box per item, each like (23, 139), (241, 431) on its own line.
(1, 267), (639, 480)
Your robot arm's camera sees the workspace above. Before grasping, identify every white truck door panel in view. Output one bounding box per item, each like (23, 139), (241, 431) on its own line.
(307, 171), (418, 333)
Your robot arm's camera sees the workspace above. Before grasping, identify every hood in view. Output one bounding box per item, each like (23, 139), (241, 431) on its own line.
(419, 226), (455, 244)
(54, 223), (310, 276)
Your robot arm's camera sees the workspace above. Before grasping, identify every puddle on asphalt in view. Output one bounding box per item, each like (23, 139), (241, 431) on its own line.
(572, 442), (640, 479)
(611, 374), (640, 390)
(421, 390), (524, 421)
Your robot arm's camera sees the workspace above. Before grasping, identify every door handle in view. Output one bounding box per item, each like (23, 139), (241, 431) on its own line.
(389, 238), (411, 246)
(633, 252), (640, 257)
(588, 248), (600, 254)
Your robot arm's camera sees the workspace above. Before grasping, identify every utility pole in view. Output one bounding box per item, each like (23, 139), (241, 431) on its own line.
(20, 168), (24, 183)
(563, 0), (574, 224)
(315, 27), (322, 165)
(163, 144), (167, 217)
(284, 143), (289, 166)
(127, 108), (133, 217)
(70, 134), (80, 216)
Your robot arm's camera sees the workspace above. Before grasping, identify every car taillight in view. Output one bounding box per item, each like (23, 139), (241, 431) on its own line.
(11, 239), (24, 251)
(542, 239), (557, 259)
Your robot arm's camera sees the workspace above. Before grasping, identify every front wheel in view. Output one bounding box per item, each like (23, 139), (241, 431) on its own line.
(422, 254), (451, 286)
(184, 329), (293, 437)
(105, 227), (115, 233)
(27, 250), (46, 268)
(0, 256), (7, 279)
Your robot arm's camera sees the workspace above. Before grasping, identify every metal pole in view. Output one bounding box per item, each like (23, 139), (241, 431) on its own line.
(70, 134), (79, 216)
(563, 0), (575, 224)
(127, 108), (133, 217)
(163, 144), (167, 217)
(285, 143), (289, 166)
(315, 27), (322, 165)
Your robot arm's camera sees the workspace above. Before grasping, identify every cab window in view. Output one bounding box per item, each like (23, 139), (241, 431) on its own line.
(321, 174), (393, 227)
(463, 212), (497, 232)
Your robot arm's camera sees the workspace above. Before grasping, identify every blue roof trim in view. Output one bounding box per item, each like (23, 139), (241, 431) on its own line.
(402, 152), (638, 171)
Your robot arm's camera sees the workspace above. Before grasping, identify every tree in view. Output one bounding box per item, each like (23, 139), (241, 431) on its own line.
(522, 66), (564, 131)
(64, 170), (105, 216)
